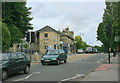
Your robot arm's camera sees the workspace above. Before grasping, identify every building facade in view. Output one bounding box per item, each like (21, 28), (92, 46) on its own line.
(37, 25), (60, 54)
(9, 26), (76, 54)
(36, 26), (76, 54)
(60, 27), (76, 53)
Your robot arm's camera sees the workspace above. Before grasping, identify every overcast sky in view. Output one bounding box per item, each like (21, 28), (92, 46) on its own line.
(26, 1), (106, 46)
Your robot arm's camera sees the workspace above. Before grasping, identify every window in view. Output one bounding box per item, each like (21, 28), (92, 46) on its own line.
(17, 53), (26, 60)
(44, 33), (48, 37)
(47, 50), (59, 55)
(45, 45), (48, 49)
(10, 53), (18, 60)
(54, 44), (56, 49)
(61, 50), (65, 53)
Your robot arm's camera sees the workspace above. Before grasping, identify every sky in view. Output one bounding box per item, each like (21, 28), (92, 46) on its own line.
(26, 1), (106, 46)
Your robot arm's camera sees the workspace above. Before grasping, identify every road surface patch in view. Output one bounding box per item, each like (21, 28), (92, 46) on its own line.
(96, 64), (118, 71)
(61, 74), (84, 81)
(31, 62), (40, 65)
(13, 72), (40, 81)
(96, 64), (110, 71)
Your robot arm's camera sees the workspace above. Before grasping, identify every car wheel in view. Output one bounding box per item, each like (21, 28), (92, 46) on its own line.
(24, 65), (30, 74)
(64, 58), (67, 63)
(2, 70), (8, 81)
(42, 63), (45, 65)
(57, 60), (60, 65)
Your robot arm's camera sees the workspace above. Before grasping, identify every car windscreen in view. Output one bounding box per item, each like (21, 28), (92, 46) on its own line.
(0, 53), (10, 61)
(86, 47), (92, 51)
(46, 50), (59, 55)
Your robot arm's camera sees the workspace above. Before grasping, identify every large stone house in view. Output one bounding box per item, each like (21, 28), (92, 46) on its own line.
(36, 25), (76, 54)
(36, 25), (60, 54)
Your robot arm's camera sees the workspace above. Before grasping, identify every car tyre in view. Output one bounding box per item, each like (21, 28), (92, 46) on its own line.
(2, 70), (8, 81)
(42, 63), (45, 65)
(57, 60), (60, 65)
(24, 65), (30, 74)
(64, 58), (67, 63)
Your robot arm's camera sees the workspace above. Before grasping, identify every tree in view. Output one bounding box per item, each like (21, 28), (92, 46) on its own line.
(97, 22), (108, 52)
(97, 1), (120, 52)
(1, 22), (11, 52)
(75, 35), (87, 50)
(2, 2), (33, 45)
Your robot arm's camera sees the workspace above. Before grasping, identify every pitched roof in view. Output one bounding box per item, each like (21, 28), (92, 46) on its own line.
(60, 34), (74, 40)
(37, 25), (59, 33)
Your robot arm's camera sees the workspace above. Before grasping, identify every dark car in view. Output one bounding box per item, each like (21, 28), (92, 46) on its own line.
(41, 49), (67, 65)
(0, 52), (31, 80)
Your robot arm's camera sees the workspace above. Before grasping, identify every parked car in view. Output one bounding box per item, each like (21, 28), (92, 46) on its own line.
(77, 49), (84, 54)
(92, 48), (98, 53)
(41, 49), (67, 65)
(85, 47), (93, 53)
(0, 52), (31, 80)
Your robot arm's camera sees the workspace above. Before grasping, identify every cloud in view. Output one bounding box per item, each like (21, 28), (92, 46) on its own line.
(26, 2), (105, 46)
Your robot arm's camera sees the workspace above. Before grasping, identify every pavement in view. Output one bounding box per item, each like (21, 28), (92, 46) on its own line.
(79, 54), (119, 81)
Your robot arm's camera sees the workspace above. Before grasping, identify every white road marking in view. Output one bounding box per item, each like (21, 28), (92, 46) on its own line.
(70, 62), (99, 64)
(97, 61), (100, 63)
(61, 74), (84, 81)
(14, 72), (40, 81)
(97, 56), (108, 63)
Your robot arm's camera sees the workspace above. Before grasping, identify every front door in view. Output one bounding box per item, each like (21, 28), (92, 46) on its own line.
(17, 53), (27, 70)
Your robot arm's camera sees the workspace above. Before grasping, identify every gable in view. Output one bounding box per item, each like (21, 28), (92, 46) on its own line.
(37, 25), (59, 33)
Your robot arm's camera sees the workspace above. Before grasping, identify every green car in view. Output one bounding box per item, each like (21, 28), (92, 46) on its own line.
(41, 49), (67, 65)
(0, 52), (31, 80)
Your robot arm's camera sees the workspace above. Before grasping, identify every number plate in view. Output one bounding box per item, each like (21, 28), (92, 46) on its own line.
(44, 60), (50, 62)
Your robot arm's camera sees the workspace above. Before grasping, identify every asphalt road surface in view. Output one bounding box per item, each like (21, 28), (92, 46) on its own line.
(5, 53), (109, 82)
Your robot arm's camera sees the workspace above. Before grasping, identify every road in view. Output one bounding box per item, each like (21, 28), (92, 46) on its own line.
(5, 53), (108, 82)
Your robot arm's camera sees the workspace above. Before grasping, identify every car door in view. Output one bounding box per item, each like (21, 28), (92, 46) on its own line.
(61, 50), (66, 60)
(8, 53), (20, 74)
(17, 53), (28, 71)
(59, 50), (65, 61)
(58, 50), (62, 61)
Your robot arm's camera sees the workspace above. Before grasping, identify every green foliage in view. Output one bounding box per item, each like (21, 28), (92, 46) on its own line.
(97, 22), (108, 52)
(94, 45), (105, 53)
(97, 2), (120, 52)
(2, 2), (33, 45)
(0, 19), (2, 52)
(8, 24), (23, 44)
(75, 36), (87, 50)
(1, 23), (11, 52)
(23, 44), (27, 48)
